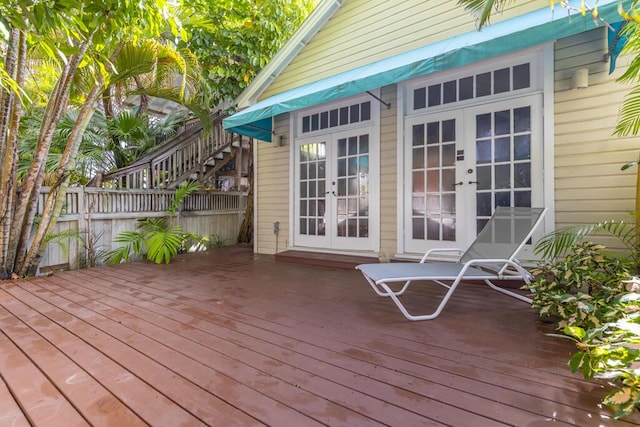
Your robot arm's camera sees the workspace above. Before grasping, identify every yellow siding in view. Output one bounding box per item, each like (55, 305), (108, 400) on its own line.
(553, 28), (638, 226)
(262, 0), (547, 99)
(378, 84), (397, 260)
(255, 114), (291, 254)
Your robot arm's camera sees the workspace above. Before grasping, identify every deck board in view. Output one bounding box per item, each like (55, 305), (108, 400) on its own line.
(1, 246), (639, 426)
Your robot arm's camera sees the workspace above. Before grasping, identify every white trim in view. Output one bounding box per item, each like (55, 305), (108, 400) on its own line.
(253, 137), (259, 254)
(396, 83), (406, 257)
(235, 0), (346, 108)
(542, 43), (556, 237)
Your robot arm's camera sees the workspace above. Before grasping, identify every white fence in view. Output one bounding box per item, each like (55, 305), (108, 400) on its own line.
(37, 187), (246, 273)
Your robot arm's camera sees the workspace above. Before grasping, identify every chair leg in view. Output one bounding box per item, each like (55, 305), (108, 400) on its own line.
(484, 280), (532, 303)
(377, 279), (462, 321)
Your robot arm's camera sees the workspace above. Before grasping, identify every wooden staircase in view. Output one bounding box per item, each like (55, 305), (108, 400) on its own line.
(91, 109), (250, 191)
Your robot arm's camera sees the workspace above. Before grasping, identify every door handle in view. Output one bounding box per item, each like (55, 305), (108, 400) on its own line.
(453, 182), (464, 188)
(468, 181), (479, 185)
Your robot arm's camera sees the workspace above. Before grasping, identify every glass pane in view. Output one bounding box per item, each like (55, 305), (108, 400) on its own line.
(337, 218), (346, 237)
(359, 135), (369, 153)
(300, 163), (308, 179)
(476, 218), (489, 235)
(414, 87), (426, 109)
(348, 219), (357, 237)
(442, 119), (455, 142)
(348, 178), (358, 195)
(300, 147), (309, 162)
(309, 182), (316, 197)
(413, 218), (424, 239)
(339, 106), (349, 125)
(317, 144), (326, 160)
(495, 164), (511, 189)
(495, 137), (511, 162)
(318, 161), (326, 178)
(514, 106), (531, 132)
(428, 84), (441, 107)
(309, 219), (316, 235)
(300, 182), (307, 198)
(426, 194), (440, 213)
(427, 170), (440, 192)
(477, 166), (491, 190)
(318, 219), (325, 236)
(350, 104), (360, 123)
(442, 194), (455, 214)
(443, 218), (455, 241)
(442, 169), (455, 191)
(309, 163), (316, 179)
(318, 180), (325, 195)
(337, 198), (346, 215)
(302, 117), (310, 133)
(348, 198), (357, 214)
(361, 102), (371, 121)
(359, 197), (369, 215)
(300, 219), (307, 234)
(514, 163), (531, 188)
(338, 178), (346, 196)
(476, 72), (491, 97)
(412, 196), (425, 215)
(413, 124), (425, 146)
(427, 219), (440, 240)
(513, 63), (530, 90)
(495, 110), (511, 135)
(348, 157), (357, 175)
(494, 68), (510, 93)
(514, 135), (531, 160)
(413, 147), (424, 169)
(311, 114), (319, 131)
(317, 199), (325, 216)
(338, 139), (347, 157)
(413, 171), (425, 192)
(427, 122), (439, 144)
(442, 144), (455, 167)
(443, 80), (457, 103)
(309, 200), (316, 216)
(330, 109), (339, 127)
(300, 200), (307, 216)
(476, 113), (491, 138)
(495, 191), (511, 207)
(459, 76), (474, 100)
(476, 140), (491, 164)
(427, 146), (439, 168)
(320, 111), (328, 129)
(514, 191), (531, 207)
(360, 156), (369, 174)
(337, 159), (346, 177)
(359, 219), (369, 237)
(477, 193), (492, 216)
(348, 136), (358, 155)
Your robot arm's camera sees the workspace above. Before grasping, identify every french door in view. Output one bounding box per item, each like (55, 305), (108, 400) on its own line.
(294, 129), (378, 251)
(404, 94), (542, 253)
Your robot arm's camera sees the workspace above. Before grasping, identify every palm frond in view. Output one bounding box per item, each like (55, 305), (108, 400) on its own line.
(614, 85), (640, 136)
(535, 220), (638, 260)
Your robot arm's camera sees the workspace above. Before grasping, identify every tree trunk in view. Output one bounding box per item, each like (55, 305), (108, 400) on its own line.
(11, 35), (94, 275)
(237, 138), (253, 244)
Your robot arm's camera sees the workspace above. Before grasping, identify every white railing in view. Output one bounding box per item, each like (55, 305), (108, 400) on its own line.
(37, 187), (247, 272)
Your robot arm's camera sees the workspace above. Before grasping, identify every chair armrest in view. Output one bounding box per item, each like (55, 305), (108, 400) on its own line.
(421, 248), (465, 263)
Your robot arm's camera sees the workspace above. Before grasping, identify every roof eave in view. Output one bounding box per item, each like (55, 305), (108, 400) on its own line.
(234, 0), (346, 109)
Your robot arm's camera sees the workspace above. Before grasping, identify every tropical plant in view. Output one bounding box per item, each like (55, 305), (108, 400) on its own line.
(183, 0), (317, 107)
(534, 215), (640, 272)
(0, 1), (205, 278)
(105, 181), (207, 265)
(526, 242), (633, 329)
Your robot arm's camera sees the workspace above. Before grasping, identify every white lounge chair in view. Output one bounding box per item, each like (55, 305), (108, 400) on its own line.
(356, 206), (546, 321)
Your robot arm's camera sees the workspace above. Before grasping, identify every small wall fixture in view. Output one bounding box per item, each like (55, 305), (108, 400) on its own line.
(278, 135), (285, 146)
(573, 68), (589, 89)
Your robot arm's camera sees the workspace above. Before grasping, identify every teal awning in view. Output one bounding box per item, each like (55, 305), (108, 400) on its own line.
(224, 0), (624, 142)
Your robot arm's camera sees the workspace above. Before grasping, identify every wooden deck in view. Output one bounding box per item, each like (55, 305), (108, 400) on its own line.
(1, 246), (639, 426)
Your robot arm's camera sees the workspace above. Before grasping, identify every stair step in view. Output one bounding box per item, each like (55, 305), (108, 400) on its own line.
(275, 250), (378, 270)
